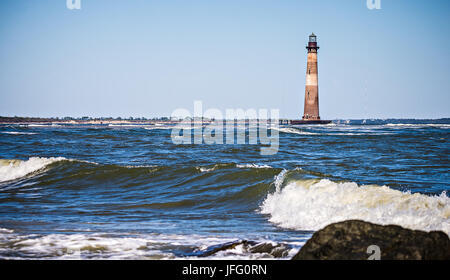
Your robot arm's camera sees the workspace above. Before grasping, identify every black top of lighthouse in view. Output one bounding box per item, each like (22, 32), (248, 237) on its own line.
(306, 33), (319, 52)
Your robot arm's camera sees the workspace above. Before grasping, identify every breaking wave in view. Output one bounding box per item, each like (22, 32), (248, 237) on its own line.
(0, 157), (67, 183)
(260, 178), (450, 235)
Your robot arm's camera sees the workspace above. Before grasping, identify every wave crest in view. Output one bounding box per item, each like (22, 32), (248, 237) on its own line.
(0, 157), (66, 183)
(260, 178), (450, 235)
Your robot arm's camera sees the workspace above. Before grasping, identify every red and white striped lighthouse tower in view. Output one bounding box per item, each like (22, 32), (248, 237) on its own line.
(303, 33), (320, 120)
(290, 33), (330, 125)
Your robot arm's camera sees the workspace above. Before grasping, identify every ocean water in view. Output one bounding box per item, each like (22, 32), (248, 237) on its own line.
(0, 120), (448, 259)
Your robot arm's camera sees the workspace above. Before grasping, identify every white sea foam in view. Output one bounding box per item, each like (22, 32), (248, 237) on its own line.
(261, 179), (450, 235)
(197, 166), (217, 173)
(236, 163), (272, 169)
(124, 164), (158, 169)
(0, 157), (66, 183)
(27, 124), (50, 127)
(0, 230), (297, 260)
(195, 163), (272, 173)
(274, 127), (318, 135)
(386, 123), (450, 128)
(1, 131), (37, 135)
(326, 132), (394, 136)
(108, 124), (156, 128)
(0, 228), (14, 233)
(196, 163), (272, 173)
(274, 126), (394, 136)
(25, 123), (62, 127)
(144, 126), (179, 130)
(195, 164), (226, 173)
(11, 233), (162, 259)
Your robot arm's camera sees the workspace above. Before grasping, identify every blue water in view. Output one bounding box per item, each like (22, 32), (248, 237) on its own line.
(0, 120), (448, 259)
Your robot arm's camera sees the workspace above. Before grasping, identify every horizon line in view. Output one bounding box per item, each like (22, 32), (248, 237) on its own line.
(1, 116), (449, 121)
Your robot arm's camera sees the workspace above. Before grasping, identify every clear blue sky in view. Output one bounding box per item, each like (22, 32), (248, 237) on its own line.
(0, 0), (449, 119)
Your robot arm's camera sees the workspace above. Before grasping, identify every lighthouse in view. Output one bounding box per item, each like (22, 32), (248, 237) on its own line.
(291, 33), (330, 125)
(303, 33), (320, 120)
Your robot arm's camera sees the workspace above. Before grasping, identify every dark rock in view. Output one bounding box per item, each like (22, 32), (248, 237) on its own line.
(186, 240), (292, 258)
(249, 242), (291, 258)
(188, 240), (257, 257)
(292, 220), (450, 260)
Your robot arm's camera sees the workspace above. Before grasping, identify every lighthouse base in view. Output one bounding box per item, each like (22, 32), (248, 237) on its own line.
(290, 119), (332, 125)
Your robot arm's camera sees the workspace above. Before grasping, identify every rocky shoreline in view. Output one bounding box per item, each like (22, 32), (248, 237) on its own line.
(177, 220), (449, 260)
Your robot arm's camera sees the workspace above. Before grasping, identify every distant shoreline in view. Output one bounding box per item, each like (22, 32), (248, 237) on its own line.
(0, 117), (177, 125)
(0, 116), (449, 126)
